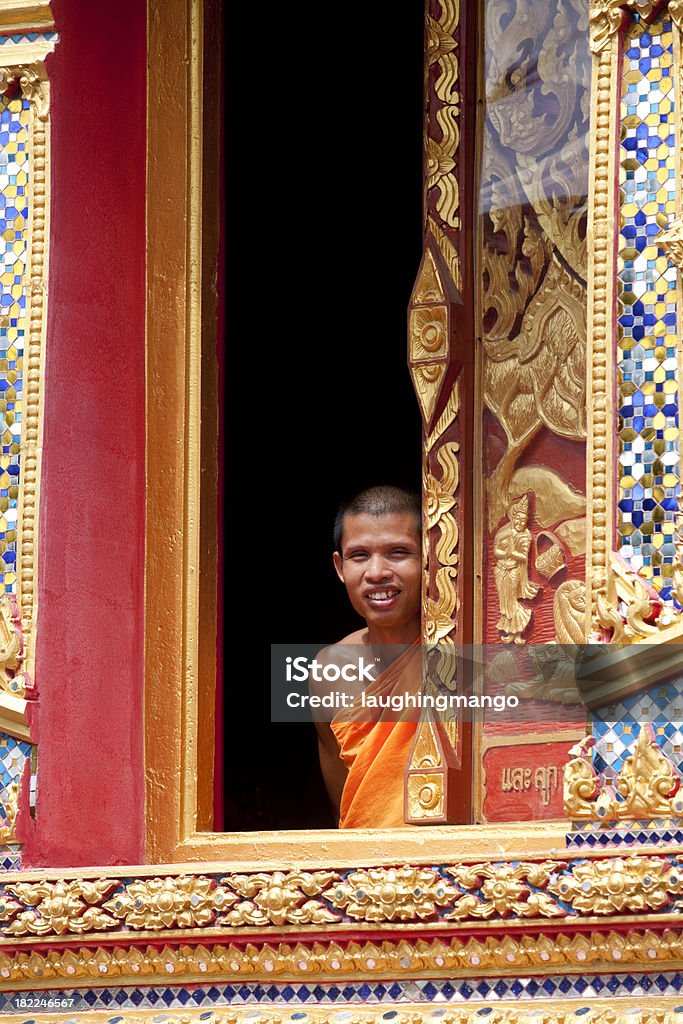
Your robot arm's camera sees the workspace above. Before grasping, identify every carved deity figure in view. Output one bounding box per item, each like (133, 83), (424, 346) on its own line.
(493, 495), (539, 644)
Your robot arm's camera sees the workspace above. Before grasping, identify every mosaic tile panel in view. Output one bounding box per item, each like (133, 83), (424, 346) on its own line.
(0, 732), (31, 871)
(0, 32), (57, 47)
(617, 15), (680, 602)
(591, 679), (683, 783)
(0, 90), (28, 597)
(567, 824), (683, 848)
(0, 731), (30, 792)
(7, 975), (683, 1011)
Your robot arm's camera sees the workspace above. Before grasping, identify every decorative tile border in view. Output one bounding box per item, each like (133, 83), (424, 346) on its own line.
(8, 971), (683, 1010)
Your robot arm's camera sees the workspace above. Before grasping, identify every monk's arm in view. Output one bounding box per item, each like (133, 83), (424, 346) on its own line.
(314, 720), (348, 821)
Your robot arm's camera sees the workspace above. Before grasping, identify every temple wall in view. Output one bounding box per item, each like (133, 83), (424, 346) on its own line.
(21, 0), (147, 867)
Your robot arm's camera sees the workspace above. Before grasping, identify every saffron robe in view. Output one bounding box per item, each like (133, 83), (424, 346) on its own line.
(330, 642), (422, 828)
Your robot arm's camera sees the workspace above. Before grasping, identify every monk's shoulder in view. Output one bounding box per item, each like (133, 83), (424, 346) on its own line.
(318, 628), (368, 663)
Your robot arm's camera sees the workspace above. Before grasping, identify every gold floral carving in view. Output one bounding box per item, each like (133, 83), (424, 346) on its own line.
(564, 729), (683, 822)
(593, 552), (676, 642)
(327, 867), (457, 922)
(617, 724), (683, 818)
(104, 875), (235, 930)
(445, 862), (563, 920)
(564, 737), (601, 819)
(406, 769), (445, 818)
(427, 0), (460, 287)
(423, 379), (461, 668)
(5, 929), (683, 986)
(406, 716), (450, 820)
(550, 855), (683, 914)
(221, 871), (340, 927)
(4, 879), (118, 936)
(409, 248), (451, 424)
(6, 855), (683, 937)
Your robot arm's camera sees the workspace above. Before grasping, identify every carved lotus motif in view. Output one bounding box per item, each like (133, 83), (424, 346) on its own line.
(446, 862), (563, 920)
(6, 879), (118, 936)
(223, 870), (340, 927)
(105, 875), (228, 930)
(549, 857), (683, 915)
(424, 598), (454, 644)
(425, 473), (455, 530)
(329, 867), (456, 922)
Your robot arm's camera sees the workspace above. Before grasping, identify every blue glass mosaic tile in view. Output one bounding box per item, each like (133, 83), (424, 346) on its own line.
(0, 91), (29, 597)
(7, 974), (683, 1011)
(589, 679), (683, 786)
(0, 32), (57, 46)
(617, 14), (680, 600)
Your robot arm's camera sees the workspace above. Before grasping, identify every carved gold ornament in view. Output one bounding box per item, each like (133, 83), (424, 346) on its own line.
(426, 0), (461, 287)
(4, 928), (683, 986)
(327, 867), (457, 922)
(4, 854), (683, 937)
(549, 856), (683, 914)
(4, 879), (118, 936)
(446, 862), (563, 920)
(593, 552), (678, 642)
(564, 726), (683, 822)
(409, 248), (451, 425)
(222, 871), (340, 927)
(104, 875), (234, 930)
(564, 737), (601, 819)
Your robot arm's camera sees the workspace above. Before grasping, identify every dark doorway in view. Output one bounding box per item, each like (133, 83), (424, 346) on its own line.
(223, 7), (425, 830)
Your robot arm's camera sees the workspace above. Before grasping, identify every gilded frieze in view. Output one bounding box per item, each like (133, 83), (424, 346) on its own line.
(6, 855), (683, 938)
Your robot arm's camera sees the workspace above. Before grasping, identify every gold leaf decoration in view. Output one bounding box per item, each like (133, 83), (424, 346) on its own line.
(5, 879), (118, 936)
(328, 867), (457, 922)
(222, 871), (341, 927)
(104, 875), (231, 930)
(446, 862), (564, 920)
(549, 856), (683, 914)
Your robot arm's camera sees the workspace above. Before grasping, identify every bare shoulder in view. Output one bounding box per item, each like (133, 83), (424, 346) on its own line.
(316, 628), (368, 665)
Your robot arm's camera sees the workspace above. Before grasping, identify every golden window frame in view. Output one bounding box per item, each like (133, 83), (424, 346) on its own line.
(143, 0), (579, 867)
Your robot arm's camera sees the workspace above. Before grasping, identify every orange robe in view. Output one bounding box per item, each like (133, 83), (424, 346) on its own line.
(331, 643), (422, 828)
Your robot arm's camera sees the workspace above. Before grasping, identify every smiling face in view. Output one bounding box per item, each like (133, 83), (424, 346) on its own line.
(333, 512), (422, 644)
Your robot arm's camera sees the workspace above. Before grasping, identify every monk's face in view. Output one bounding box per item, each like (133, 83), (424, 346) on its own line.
(333, 512), (421, 640)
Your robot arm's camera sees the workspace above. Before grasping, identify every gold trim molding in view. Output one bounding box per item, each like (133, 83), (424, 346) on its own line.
(586, 31), (618, 631)
(4, 926), (683, 988)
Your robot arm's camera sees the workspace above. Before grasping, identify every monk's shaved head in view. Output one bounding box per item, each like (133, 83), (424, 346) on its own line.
(334, 486), (421, 555)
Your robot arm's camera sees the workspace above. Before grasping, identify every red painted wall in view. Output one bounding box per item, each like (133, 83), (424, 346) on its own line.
(21, 0), (147, 865)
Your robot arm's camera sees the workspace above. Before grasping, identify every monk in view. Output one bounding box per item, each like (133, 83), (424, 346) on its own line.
(314, 486), (422, 828)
